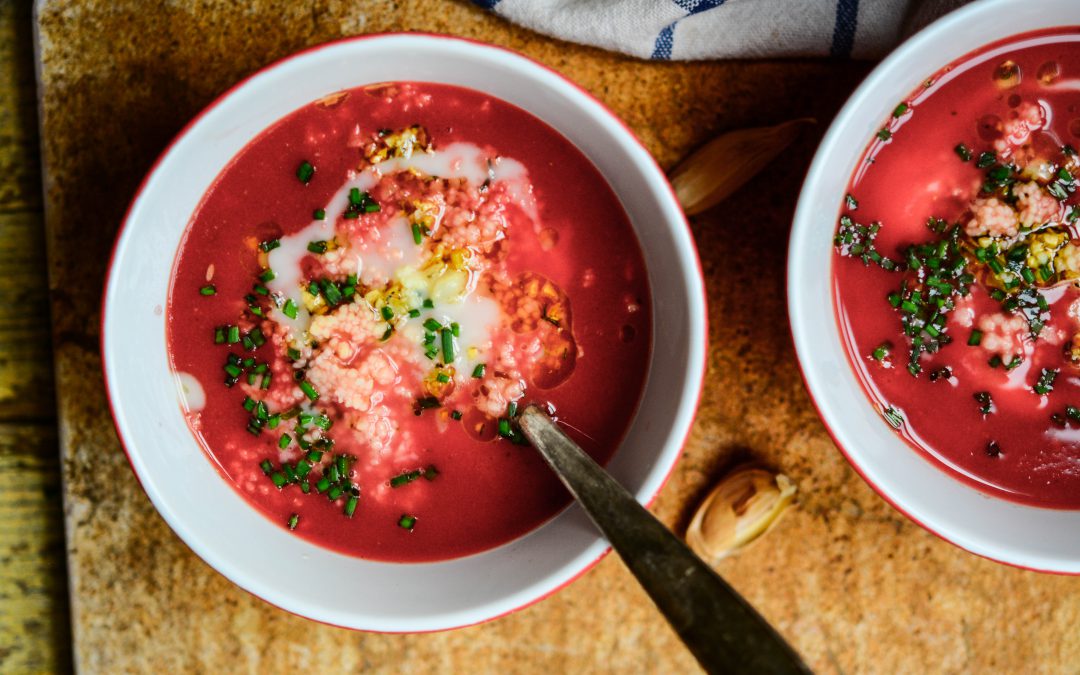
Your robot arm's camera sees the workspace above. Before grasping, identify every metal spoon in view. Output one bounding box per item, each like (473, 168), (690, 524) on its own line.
(518, 405), (810, 675)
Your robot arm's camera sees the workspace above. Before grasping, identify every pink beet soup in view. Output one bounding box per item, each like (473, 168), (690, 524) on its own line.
(167, 82), (652, 561)
(833, 28), (1080, 509)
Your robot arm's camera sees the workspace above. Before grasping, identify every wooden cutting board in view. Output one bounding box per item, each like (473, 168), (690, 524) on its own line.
(36, 1), (1080, 671)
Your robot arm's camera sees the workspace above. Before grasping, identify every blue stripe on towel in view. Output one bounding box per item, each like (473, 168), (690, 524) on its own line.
(674, 0), (726, 15)
(471, 0), (502, 9)
(652, 0), (726, 60)
(830, 0), (859, 57)
(652, 23), (677, 60)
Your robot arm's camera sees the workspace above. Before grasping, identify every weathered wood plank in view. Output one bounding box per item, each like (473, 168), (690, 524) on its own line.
(0, 1), (71, 672)
(0, 210), (55, 422)
(0, 0), (43, 212)
(0, 424), (70, 674)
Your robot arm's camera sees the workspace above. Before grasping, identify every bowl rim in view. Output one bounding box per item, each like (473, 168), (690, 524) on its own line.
(100, 31), (709, 630)
(789, 0), (1080, 574)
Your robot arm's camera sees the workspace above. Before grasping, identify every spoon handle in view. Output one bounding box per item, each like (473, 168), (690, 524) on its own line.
(518, 406), (810, 675)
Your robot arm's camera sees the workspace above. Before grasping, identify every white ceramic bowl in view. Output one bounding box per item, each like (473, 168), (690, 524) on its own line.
(102, 34), (706, 630)
(790, 0), (1080, 573)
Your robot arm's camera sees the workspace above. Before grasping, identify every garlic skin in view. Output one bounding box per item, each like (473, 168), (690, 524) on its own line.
(669, 119), (815, 216)
(686, 467), (797, 565)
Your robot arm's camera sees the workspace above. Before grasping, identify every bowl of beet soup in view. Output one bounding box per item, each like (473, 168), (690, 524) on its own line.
(790, 0), (1080, 572)
(102, 34), (706, 630)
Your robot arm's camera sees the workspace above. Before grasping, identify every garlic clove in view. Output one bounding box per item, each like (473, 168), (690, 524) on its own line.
(686, 466), (797, 565)
(669, 119), (815, 216)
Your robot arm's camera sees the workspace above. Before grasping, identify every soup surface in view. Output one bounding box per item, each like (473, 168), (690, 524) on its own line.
(168, 82), (651, 561)
(833, 28), (1080, 509)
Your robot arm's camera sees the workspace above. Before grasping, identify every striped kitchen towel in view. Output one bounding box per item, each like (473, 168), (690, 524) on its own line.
(470, 0), (971, 60)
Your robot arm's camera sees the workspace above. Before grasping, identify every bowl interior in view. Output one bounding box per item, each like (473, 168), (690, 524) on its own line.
(790, 0), (1080, 573)
(103, 35), (705, 630)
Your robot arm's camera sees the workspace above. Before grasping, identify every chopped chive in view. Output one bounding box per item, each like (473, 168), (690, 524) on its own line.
(398, 514), (416, 530)
(271, 472), (287, 489)
(287, 513), (299, 530)
(450, 322), (460, 337)
(344, 495), (359, 517)
(199, 285), (216, 296)
(381, 326), (393, 341)
(876, 128), (892, 141)
(314, 414), (332, 430)
(227, 325), (240, 344)
(450, 410), (462, 420)
(472, 363), (486, 378)
(296, 160), (315, 183)
(321, 279), (342, 306)
(892, 103), (909, 118)
(300, 481), (310, 493)
(283, 464), (298, 483)
(259, 459), (273, 475)
(224, 363), (242, 379)
(327, 484), (344, 501)
(295, 461), (311, 479)
(278, 434), (291, 449)
(313, 208), (326, 220)
(436, 372), (450, 383)
(282, 298), (298, 320)
(968, 330), (983, 346)
(423, 465), (439, 481)
(423, 318), (442, 332)
(954, 144), (972, 162)
(871, 343), (889, 361)
(390, 470), (422, 488)
(845, 194), (858, 210)
(441, 328), (455, 363)
(260, 239), (281, 252)
(1067, 406), (1080, 421)
(300, 380), (319, 401)
(1034, 368), (1059, 396)
(364, 202), (380, 213)
(336, 455), (347, 477)
(259, 268), (276, 283)
(507, 401), (518, 418)
(408, 308), (421, 318)
(287, 347), (301, 361)
(214, 327), (225, 344)
(415, 396), (440, 412)
(307, 240), (328, 254)
(882, 406), (903, 429)
(411, 222), (423, 245)
(349, 187), (362, 206)
(422, 298), (434, 309)
(315, 476), (330, 493)
(498, 418), (512, 437)
(381, 305), (394, 321)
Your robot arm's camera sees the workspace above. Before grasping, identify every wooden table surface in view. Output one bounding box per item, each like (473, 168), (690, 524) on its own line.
(4, 0), (1079, 672)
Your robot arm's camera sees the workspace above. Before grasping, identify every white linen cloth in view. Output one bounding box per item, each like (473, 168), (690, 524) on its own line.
(470, 0), (970, 60)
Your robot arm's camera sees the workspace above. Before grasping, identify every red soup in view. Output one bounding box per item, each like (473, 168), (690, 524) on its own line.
(833, 28), (1080, 509)
(168, 83), (651, 561)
